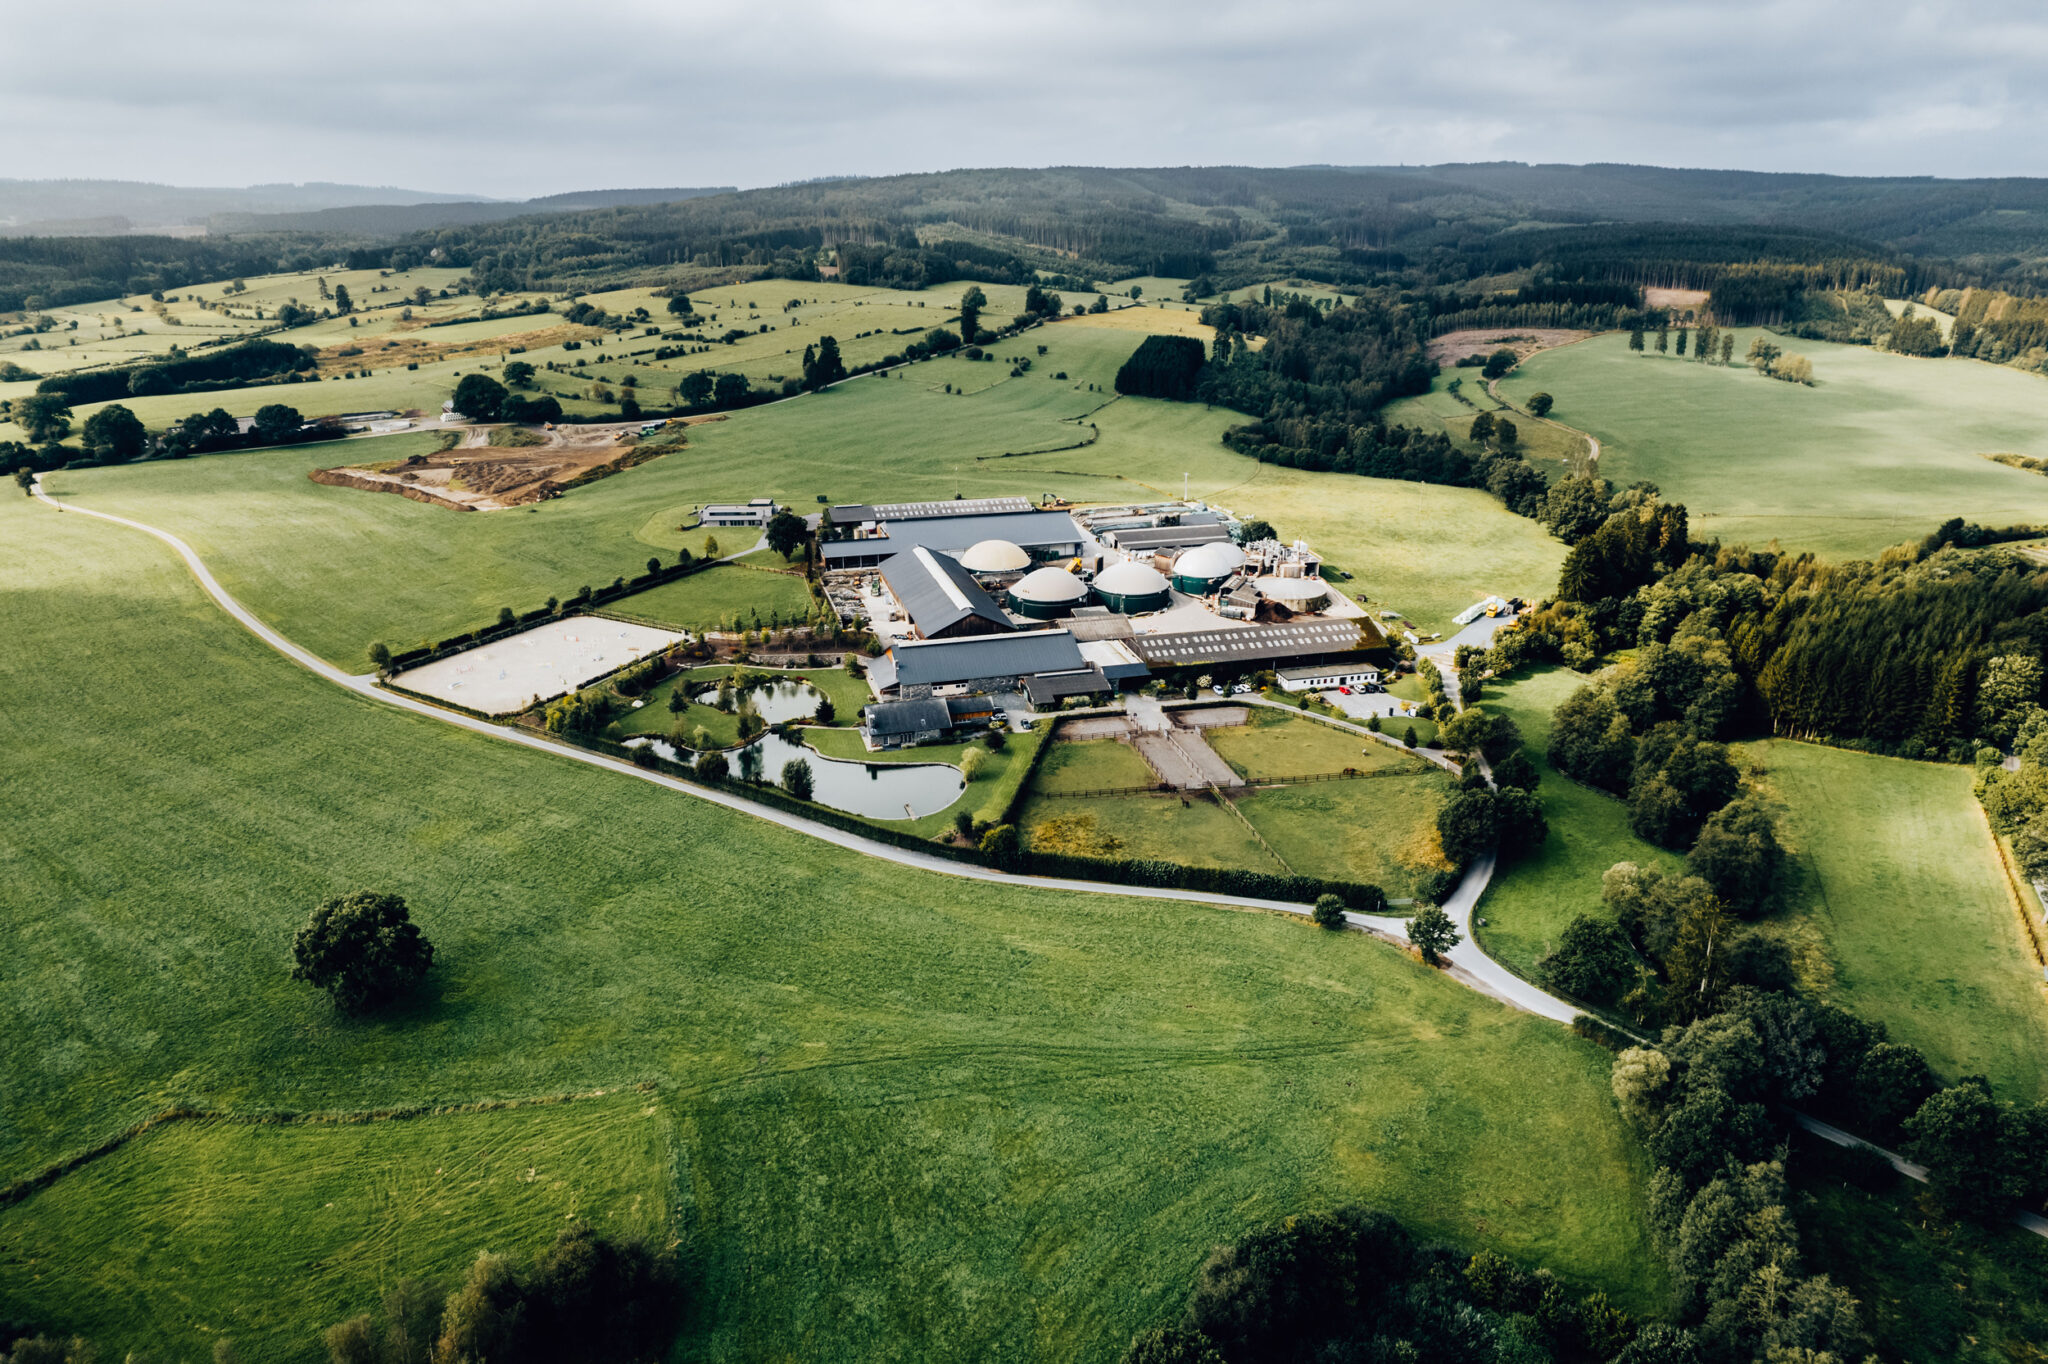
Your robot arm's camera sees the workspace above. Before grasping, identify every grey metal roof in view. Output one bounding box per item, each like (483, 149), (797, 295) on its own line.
(890, 630), (1086, 687)
(864, 697), (953, 736)
(1104, 523), (1233, 552)
(1024, 666), (1111, 705)
(823, 509), (1085, 563)
(869, 496), (1034, 519)
(880, 547), (1011, 637)
(1131, 619), (1372, 666)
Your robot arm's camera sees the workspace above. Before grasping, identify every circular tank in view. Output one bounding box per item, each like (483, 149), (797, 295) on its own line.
(1007, 565), (1091, 619)
(1170, 541), (1249, 593)
(1093, 559), (1172, 614)
(959, 539), (1030, 573)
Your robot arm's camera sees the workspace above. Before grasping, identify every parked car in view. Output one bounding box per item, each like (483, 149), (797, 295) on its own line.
(1211, 685), (1226, 696)
(1338, 686), (1353, 695)
(1232, 684), (1252, 695)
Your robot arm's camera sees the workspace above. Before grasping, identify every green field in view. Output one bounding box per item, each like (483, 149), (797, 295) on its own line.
(0, 1098), (668, 1359)
(615, 565), (817, 633)
(1752, 741), (2048, 1098)
(0, 492), (1665, 1358)
(1473, 666), (1684, 979)
(1380, 371), (1591, 475)
(1234, 778), (1455, 896)
(1501, 331), (2048, 559)
(1018, 790), (1278, 868)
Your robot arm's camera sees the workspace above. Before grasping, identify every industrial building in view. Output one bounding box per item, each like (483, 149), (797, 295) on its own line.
(878, 546), (1013, 639)
(700, 498), (781, 527)
(872, 629), (1090, 699)
(1278, 662), (1383, 692)
(821, 499), (1087, 570)
(1130, 618), (1379, 671)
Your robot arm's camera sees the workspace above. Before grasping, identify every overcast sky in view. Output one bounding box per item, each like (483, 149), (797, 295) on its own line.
(11, 0), (2048, 197)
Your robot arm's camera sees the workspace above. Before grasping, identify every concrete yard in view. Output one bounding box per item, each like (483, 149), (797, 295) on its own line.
(391, 615), (685, 715)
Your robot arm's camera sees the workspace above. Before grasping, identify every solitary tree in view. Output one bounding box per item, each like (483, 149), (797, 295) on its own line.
(368, 641), (392, 673)
(782, 758), (815, 801)
(765, 508), (807, 559)
(1468, 410), (1496, 443)
(289, 891), (434, 1015)
(1408, 904), (1460, 966)
(1311, 894), (1347, 930)
(13, 466), (35, 495)
(814, 695), (836, 725)
(332, 284), (353, 314)
(958, 286), (986, 345)
(502, 360), (536, 388)
(1526, 392), (1554, 418)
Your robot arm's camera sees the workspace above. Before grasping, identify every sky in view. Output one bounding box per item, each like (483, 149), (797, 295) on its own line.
(9, 0), (2048, 198)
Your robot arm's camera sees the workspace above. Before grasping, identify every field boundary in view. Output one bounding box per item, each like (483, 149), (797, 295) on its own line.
(0, 1084), (659, 1211)
(1982, 805), (2048, 968)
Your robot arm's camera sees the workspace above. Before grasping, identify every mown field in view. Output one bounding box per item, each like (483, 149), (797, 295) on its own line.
(0, 492), (1665, 1358)
(617, 564), (817, 633)
(46, 311), (1564, 671)
(1501, 330), (2048, 559)
(1751, 741), (2048, 1099)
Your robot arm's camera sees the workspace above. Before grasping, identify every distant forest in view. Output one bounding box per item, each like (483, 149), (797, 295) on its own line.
(5, 162), (2048, 361)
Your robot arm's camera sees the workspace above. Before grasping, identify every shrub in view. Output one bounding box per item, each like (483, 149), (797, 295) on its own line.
(1311, 893), (1347, 929)
(289, 891), (434, 1015)
(960, 747), (990, 781)
(1538, 915), (1635, 1005)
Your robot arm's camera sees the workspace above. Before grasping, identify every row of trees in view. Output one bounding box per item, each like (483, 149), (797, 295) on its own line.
(1123, 1204), (1696, 1364)
(4, 398), (331, 471)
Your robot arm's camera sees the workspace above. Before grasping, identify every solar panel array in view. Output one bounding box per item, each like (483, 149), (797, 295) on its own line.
(1132, 620), (1365, 665)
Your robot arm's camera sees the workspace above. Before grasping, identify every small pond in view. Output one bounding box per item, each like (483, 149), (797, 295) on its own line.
(693, 677), (824, 724)
(626, 730), (964, 821)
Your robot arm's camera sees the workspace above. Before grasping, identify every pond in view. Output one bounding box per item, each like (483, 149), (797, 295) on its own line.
(625, 730), (965, 822)
(694, 677), (824, 724)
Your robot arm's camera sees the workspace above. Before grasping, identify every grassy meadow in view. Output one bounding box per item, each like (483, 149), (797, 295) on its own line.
(0, 491), (1665, 1356)
(0, 1097), (669, 1361)
(1473, 666), (1685, 979)
(616, 565), (816, 633)
(1501, 331), (2048, 559)
(1750, 741), (2048, 1098)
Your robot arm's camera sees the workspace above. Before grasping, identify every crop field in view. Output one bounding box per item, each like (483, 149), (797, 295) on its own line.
(1472, 666), (1685, 978)
(1750, 741), (2048, 1098)
(1501, 331), (2048, 559)
(46, 311), (1566, 670)
(0, 492), (1665, 1358)
(0, 1097), (669, 1360)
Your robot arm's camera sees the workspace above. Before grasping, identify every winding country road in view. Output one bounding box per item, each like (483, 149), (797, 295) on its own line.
(32, 478), (2048, 1238)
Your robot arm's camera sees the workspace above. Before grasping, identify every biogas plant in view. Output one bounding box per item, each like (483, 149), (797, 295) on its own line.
(819, 496), (1387, 706)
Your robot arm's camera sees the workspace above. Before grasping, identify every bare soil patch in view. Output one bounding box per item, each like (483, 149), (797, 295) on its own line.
(1428, 328), (1595, 368)
(314, 418), (719, 511)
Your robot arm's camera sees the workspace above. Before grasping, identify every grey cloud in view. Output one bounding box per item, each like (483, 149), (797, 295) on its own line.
(3, 0), (2046, 197)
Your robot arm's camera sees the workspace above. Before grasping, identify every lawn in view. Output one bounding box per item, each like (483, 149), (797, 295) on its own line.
(613, 566), (818, 633)
(1380, 370), (1591, 475)
(614, 665), (869, 744)
(1472, 666), (1685, 979)
(0, 1097), (668, 1359)
(0, 492), (1670, 1359)
(1031, 737), (1160, 793)
(1751, 741), (2048, 1098)
(1501, 330), (2048, 560)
